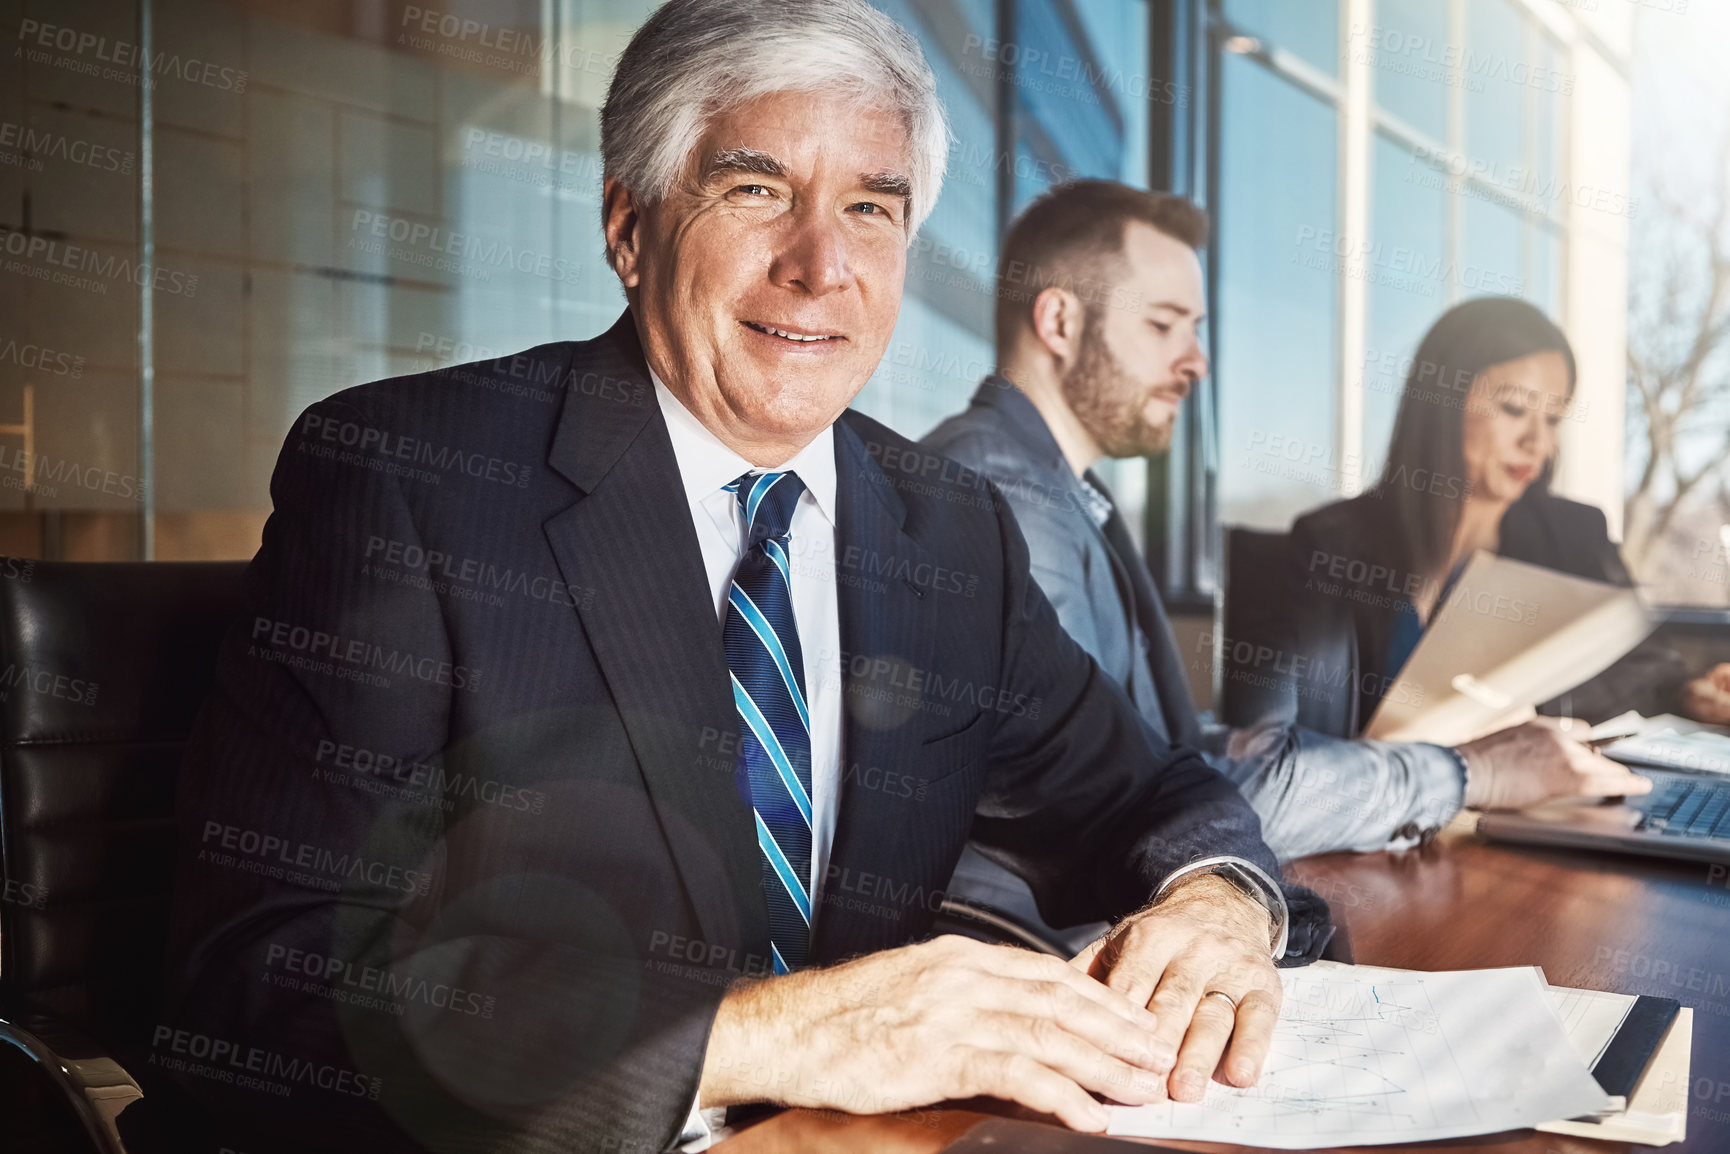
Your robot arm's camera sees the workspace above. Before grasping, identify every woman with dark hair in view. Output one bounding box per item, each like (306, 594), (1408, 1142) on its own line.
(1281, 296), (1730, 737)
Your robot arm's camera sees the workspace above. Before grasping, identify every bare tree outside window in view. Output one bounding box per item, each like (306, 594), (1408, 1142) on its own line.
(1623, 9), (1730, 606)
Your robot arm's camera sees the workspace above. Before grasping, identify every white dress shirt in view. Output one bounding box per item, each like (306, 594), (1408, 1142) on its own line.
(652, 373), (844, 908)
(654, 374), (1288, 952)
(656, 373), (847, 1149)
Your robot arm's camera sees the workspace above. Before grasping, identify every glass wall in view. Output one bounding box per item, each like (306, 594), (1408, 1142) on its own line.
(1214, 49), (1339, 534)
(1222, 0), (1337, 78)
(1212, 0), (1576, 532)
(0, 0), (1154, 562)
(859, 0), (1153, 529)
(1622, 2), (1730, 607)
(2, 0), (661, 560)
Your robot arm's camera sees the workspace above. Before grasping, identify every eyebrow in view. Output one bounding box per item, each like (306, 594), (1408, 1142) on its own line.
(1495, 383), (1564, 404)
(703, 147), (788, 181)
(861, 170), (912, 201)
(1148, 300), (1207, 323)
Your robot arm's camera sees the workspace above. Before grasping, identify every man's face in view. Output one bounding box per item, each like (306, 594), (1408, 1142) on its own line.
(1062, 221), (1209, 459)
(609, 89), (913, 463)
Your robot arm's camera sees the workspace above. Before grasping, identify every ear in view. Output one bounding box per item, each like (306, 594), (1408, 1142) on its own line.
(603, 177), (645, 289)
(1029, 286), (1085, 367)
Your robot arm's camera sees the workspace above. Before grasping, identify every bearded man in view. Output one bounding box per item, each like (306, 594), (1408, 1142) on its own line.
(924, 181), (1647, 946)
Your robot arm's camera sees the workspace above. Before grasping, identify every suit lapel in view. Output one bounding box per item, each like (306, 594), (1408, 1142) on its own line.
(1089, 480), (1198, 747)
(811, 418), (944, 962)
(541, 313), (767, 957)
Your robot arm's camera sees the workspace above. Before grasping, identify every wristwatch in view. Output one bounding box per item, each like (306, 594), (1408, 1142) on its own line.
(1154, 856), (1290, 961)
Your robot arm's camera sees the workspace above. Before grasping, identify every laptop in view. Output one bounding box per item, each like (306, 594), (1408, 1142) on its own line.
(1478, 766), (1730, 865)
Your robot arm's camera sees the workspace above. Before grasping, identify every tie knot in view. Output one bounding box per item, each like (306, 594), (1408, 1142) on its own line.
(728, 470), (806, 544)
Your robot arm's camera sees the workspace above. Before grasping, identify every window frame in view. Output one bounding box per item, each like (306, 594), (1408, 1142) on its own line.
(1151, 0), (1582, 619)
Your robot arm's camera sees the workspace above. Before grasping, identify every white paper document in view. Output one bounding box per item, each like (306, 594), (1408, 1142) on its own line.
(1547, 984), (1636, 1074)
(1600, 712), (1730, 777)
(1107, 965), (1613, 1148)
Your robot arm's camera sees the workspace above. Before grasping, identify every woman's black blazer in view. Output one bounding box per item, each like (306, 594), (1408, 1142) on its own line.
(1277, 489), (1688, 737)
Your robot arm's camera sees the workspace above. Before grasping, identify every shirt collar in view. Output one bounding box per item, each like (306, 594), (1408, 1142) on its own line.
(974, 375), (1107, 517)
(651, 369), (837, 527)
(1076, 472), (1115, 528)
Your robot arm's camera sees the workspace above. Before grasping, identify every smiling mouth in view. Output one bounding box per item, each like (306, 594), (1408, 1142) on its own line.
(743, 321), (843, 344)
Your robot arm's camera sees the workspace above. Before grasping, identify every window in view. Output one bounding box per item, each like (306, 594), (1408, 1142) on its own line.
(1370, 0), (1448, 142)
(858, 0), (1155, 532)
(1461, 196), (1527, 301)
(1215, 52), (1339, 531)
(1201, 0), (1606, 577)
(1223, 0), (1338, 78)
(0, 0), (1155, 562)
(1364, 134), (1447, 461)
(1623, 3), (1730, 608)
(1464, 0), (1526, 177)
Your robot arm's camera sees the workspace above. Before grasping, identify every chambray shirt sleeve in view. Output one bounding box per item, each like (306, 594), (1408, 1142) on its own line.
(1196, 721), (1467, 860)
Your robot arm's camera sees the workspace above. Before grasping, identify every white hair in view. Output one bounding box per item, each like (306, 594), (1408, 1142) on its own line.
(600, 0), (950, 243)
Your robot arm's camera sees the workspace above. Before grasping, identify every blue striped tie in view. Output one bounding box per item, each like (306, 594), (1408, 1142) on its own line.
(722, 470), (813, 975)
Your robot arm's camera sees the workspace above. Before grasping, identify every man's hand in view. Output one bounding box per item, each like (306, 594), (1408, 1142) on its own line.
(1457, 717), (1652, 811)
(1681, 663), (1730, 725)
(698, 935), (1176, 1132)
(1069, 873), (1282, 1104)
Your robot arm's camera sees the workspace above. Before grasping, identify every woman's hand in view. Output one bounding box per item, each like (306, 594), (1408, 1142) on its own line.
(1681, 664), (1730, 725)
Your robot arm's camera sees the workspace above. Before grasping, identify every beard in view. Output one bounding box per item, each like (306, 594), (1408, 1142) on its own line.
(1059, 320), (1179, 459)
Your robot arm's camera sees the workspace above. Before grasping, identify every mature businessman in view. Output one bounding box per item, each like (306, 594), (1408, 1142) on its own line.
(162, 5), (1325, 1153)
(924, 181), (1651, 900)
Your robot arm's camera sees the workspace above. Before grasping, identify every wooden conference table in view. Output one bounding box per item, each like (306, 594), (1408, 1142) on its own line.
(716, 828), (1730, 1154)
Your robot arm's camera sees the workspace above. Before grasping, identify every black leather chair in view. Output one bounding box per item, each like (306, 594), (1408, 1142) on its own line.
(0, 557), (1062, 1151)
(0, 559), (249, 1153)
(1219, 528), (1302, 730)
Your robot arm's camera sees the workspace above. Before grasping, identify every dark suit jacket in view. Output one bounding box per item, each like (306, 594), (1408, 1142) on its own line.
(162, 313), (1308, 1154)
(923, 379), (1201, 748)
(1284, 489), (1690, 736)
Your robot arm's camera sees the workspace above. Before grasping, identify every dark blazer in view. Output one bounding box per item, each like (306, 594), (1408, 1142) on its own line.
(923, 378), (1201, 747)
(1283, 488), (1690, 736)
(162, 313), (1308, 1154)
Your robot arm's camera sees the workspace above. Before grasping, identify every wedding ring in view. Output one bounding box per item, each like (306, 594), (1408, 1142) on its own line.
(1202, 989), (1239, 1011)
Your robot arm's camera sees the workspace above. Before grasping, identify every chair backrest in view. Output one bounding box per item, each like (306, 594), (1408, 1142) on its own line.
(0, 559), (248, 1051)
(1219, 528), (1300, 729)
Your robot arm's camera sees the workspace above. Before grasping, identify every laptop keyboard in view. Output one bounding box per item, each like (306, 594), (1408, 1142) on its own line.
(1641, 777), (1730, 839)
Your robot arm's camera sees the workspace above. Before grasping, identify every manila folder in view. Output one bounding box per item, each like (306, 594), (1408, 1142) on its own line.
(1364, 551), (1653, 745)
